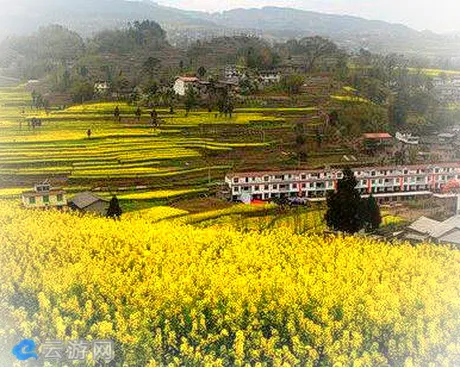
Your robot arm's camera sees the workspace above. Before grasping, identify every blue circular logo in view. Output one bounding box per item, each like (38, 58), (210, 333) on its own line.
(12, 339), (38, 361)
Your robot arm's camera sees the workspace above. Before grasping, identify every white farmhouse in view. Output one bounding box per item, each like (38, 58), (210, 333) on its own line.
(94, 81), (110, 94)
(173, 76), (199, 96)
(258, 71), (281, 85)
(22, 181), (67, 209)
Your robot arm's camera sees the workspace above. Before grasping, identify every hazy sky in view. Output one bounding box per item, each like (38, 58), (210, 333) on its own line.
(156, 0), (460, 33)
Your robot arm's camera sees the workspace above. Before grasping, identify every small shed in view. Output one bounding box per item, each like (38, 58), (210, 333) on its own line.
(69, 192), (109, 216)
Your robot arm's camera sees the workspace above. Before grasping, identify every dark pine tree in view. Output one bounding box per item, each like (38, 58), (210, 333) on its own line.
(365, 194), (382, 231)
(325, 167), (365, 234)
(106, 195), (122, 219)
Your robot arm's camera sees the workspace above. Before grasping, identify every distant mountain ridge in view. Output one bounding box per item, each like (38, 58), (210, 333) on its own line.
(0, 0), (456, 56)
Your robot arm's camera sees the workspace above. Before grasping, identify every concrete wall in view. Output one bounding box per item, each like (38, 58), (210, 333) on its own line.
(22, 193), (67, 208)
(173, 79), (186, 96)
(84, 200), (109, 216)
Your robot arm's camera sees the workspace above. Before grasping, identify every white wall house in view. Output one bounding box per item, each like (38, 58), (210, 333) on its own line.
(173, 76), (199, 96)
(94, 81), (110, 94)
(258, 71), (281, 85)
(225, 163), (460, 203)
(22, 182), (67, 209)
(396, 132), (420, 145)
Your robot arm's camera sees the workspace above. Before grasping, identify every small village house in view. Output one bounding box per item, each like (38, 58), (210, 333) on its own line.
(362, 132), (393, 152)
(395, 132), (420, 145)
(173, 76), (200, 96)
(438, 132), (457, 144)
(69, 192), (110, 216)
(258, 70), (281, 85)
(94, 81), (110, 95)
(401, 213), (460, 246)
(223, 65), (246, 84)
(22, 181), (67, 209)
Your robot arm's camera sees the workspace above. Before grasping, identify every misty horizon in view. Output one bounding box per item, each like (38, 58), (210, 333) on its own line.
(154, 0), (460, 33)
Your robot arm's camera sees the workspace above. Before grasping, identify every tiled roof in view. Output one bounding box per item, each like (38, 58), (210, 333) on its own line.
(226, 162), (460, 179)
(437, 229), (460, 245)
(407, 216), (441, 235)
(431, 215), (460, 238)
(407, 214), (460, 245)
(362, 133), (393, 139)
(177, 76), (199, 82)
(70, 192), (108, 209)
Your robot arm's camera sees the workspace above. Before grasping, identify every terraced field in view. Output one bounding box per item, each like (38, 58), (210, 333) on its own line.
(0, 86), (375, 212)
(0, 88), (303, 209)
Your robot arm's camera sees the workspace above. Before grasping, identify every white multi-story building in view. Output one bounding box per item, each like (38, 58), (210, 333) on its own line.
(225, 163), (460, 203)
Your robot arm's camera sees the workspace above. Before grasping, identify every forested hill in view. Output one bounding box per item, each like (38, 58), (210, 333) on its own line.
(0, 0), (457, 57)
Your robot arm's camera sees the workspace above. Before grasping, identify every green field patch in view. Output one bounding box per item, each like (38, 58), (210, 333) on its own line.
(331, 95), (371, 103)
(112, 188), (207, 200)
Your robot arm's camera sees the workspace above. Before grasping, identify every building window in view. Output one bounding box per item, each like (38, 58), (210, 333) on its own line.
(292, 183), (297, 189)
(43, 195), (49, 203)
(264, 185), (269, 190)
(301, 174), (306, 180)
(245, 177), (249, 183)
(57, 194), (63, 202)
(233, 187), (239, 193)
(264, 176), (269, 182)
(302, 183), (306, 188)
(29, 197), (36, 204)
(233, 178), (238, 183)
(404, 169), (408, 174)
(254, 186), (259, 191)
(273, 185), (278, 189)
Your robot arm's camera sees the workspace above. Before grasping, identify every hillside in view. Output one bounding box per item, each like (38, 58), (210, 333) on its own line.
(0, 0), (458, 56)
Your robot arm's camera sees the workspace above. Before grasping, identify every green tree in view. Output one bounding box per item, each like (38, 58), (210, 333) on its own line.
(142, 57), (161, 80)
(284, 36), (340, 72)
(184, 87), (199, 115)
(281, 74), (304, 95)
(106, 195), (122, 219)
(364, 194), (382, 232)
(325, 168), (365, 234)
(70, 80), (93, 103)
(197, 66), (207, 78)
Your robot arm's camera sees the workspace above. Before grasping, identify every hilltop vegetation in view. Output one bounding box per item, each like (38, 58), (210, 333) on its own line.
(3, 0), (460, 58)
(0, 200), (459, 366)
(1, 20), (452, 140)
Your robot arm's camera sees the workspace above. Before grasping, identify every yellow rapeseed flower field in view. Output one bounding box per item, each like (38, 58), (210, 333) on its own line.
(1, 200), (459, 366)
